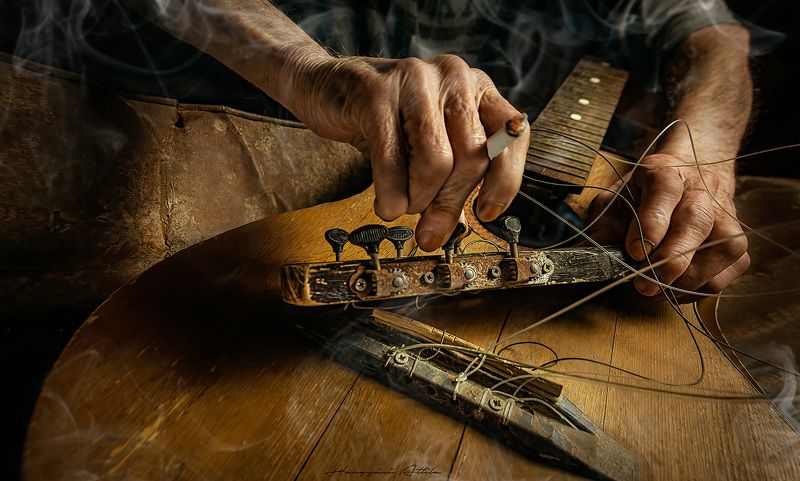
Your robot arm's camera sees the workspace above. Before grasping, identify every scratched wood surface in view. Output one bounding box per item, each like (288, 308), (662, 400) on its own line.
(24, 153), (800, 481)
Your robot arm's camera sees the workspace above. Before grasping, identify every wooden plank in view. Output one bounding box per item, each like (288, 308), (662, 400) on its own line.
(601, 302), (800, 480)
(450, 286), (619, 480)
(295, 296), (514, 481)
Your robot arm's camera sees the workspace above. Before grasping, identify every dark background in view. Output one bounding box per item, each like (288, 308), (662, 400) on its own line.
(1, 0), (799, 479)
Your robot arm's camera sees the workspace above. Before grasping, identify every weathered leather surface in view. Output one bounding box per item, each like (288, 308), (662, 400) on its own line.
(0, 55), (370, 315)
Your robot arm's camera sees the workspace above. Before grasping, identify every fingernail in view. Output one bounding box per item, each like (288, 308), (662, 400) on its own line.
(417, 229), (445, 252)
(628, 237), (655, 261)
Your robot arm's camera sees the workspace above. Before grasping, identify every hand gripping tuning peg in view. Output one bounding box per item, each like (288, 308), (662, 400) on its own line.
(348, 224), (389, 269)
(442, 222), (469, 264)
(324, 228), (349, 261)
(499, 216), (522, 258)
(386, 226), (414, 257)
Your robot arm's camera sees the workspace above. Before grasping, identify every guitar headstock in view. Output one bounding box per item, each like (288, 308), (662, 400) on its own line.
(281, 217), (629, 306)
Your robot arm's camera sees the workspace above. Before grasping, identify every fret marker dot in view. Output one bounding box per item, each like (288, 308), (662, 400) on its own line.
(578, 98), (590, 105)
(570, 113), (583, 121)
(590, 77), (600, 84)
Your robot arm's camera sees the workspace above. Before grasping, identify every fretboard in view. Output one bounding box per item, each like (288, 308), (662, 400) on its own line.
(524, 58), (628, 194)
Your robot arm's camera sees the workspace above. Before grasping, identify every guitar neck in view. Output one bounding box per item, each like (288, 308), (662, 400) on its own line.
(524, 58), (628, 194)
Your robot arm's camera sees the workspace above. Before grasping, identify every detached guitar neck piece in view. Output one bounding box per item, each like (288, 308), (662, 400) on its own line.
(282, 242), (629, 306)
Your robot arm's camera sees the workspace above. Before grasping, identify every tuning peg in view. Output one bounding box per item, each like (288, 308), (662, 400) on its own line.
(324, 228), (349, 261)
(349, 224), (389, 269)
(499, 216), (522, 257)
(386, 226), (413, 257)
(442, 222), (468, 264)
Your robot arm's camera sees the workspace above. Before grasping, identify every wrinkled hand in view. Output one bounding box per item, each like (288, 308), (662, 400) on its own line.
(588, 154), (749, 297)
(292, 54), (529, 251)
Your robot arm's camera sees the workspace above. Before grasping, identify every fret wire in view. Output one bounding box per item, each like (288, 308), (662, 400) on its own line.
(525, 165), (587, 185)
(526, 157), (592, 178)
(528, 146), (595, 167)
(538, 112), (608, 132)
(526, 151), (593, 172)
(528, 136), (597, 161)
(523, 58), (628, 189)
(532, 119), (605, 143)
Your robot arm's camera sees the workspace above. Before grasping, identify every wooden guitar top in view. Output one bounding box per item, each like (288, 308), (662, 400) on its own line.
(23, 156), (800, 480)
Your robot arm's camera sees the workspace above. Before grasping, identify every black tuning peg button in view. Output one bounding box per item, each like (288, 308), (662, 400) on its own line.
(499, 216), (522, 257)
(386, 226), (414, 257)
(349, 224), (389, 269)
(442, 222), (469, 264)
(324, 228), (349, 261)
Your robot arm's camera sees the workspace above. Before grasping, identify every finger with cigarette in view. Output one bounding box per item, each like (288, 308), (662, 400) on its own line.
(471, 112), (530, 223)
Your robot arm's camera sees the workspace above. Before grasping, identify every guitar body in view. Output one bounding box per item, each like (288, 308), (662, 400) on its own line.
(23, 151), (800, 480)
(22, 58), (800, 480)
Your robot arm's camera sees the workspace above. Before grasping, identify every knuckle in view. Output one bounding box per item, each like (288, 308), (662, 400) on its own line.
(434, 53), (468, 71)
(704, 276), (728, 294)
(410, 155), (452, 183)
(443, 96), (476, 122)
(643, 208), (670, 230)
(470, 67), (494, 88)
(739, 252), (752, 273)
(720, 236), (748, 261)
(399, 56), (428, 74)
(682, 198), (715, 232)
(426, 196), (463, 221)
(658, 252), (692, 281)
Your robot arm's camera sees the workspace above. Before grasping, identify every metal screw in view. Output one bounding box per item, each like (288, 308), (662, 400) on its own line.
(464, 268), (476, 281)
(422, 271), (436, 285)
(543, 259), (554, 274)
(489, 266), (502, 279)
(488, 397), (504, 411)
(392, 275), (406, 288)
(530, 264), (539, 274)
(354, 278), (369, 292)
(394, 351), (409, 365)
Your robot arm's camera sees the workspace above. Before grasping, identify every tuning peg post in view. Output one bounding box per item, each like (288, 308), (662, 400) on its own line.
(442, 222), (469, 264)
(324, 228), (350, 261)
(349, 224), (389, 269)
(386, 226), (414, 257)
(499, 216), (522, 257)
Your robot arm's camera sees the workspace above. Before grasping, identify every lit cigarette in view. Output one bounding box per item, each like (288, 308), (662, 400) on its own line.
(487, 113), (528, 159)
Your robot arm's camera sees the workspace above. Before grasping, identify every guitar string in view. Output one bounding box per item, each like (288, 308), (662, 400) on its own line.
(487, 122), (800, 388)
(392, 342), (765, 401)
(328, 121), (800, 403)
(395, 123), (800, 400)
(531, 124), (798, 258)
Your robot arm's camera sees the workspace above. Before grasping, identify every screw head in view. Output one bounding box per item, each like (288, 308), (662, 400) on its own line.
(422, 271), (436, 285)
(392, 275), (406, 288)
(489, 265), (502, 279)
(393, 351), (409, 365)
(354, 278), (369, 292)
(464, 268), (476, 281)
(488, 397), (504, 411)
(543, 259), (554, 274)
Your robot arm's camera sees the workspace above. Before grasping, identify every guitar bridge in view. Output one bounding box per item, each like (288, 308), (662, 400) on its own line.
(304, 309), (636, 481)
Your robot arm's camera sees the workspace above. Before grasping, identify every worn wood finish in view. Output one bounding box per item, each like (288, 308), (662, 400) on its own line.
(24, 166), (800, 480)
(281, 246), (629, 306)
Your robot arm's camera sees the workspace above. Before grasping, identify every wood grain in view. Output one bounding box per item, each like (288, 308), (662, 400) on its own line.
(23, 160), (800, 481)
